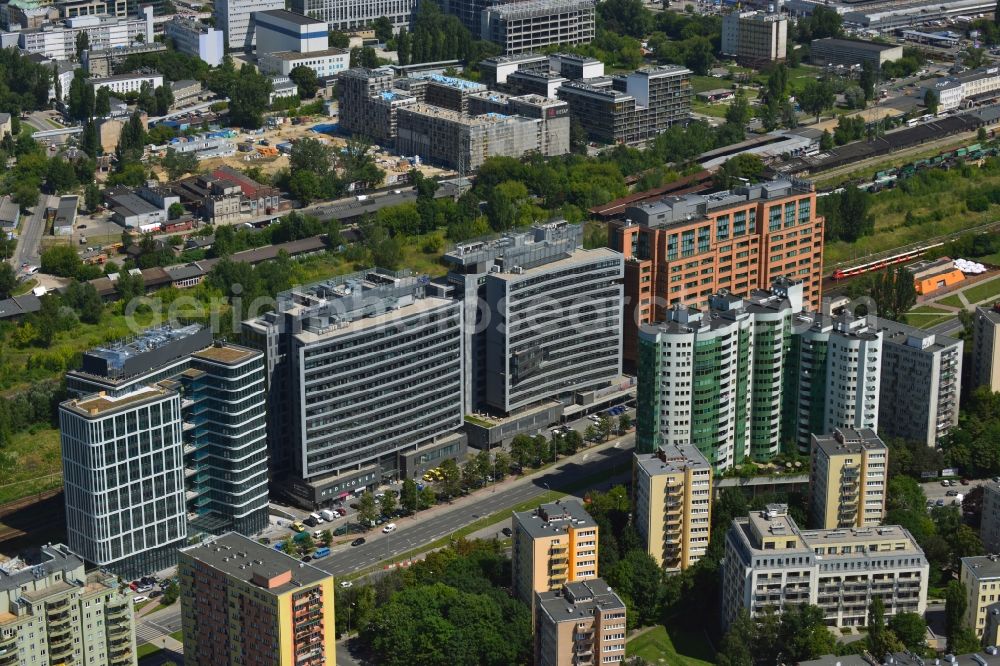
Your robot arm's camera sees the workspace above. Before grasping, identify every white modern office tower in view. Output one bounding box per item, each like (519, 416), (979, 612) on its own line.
(721, 10), (787, 65)
(871, 317), (962, 447)
(163, 16), (225, 67)
(242, 269), (466, 508)
(213, 0), (284, 50)
(289, 0), (415, 32)
(722, 505), (928, 630)
(60, 386), (186, 579)
(253, 9), (328, 55)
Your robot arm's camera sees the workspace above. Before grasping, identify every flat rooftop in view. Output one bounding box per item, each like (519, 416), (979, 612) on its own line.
(191, 343), (258, 365)
(537, 578), (625, 624)
(254, 8), (324, 26)
(181, 532), (331, 595)
(487, 246), (620, 281)
(963, 555), (1000, 580)
(264, 47), (349, 61)
(798, 525), (922, 553)
(514, 499), (595, 539)
(812, 37), (900, 53)
(0, 544), (83, 593)
(635, 443), (711, 476)
(63, 385), (175, 417)
(872, 316), (961, 353)
(812, 427), (886, 457)
(400, 103), (522, 126)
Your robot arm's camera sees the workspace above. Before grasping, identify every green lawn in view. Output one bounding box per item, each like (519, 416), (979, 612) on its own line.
(626, 625), (715, 666)
(961, 277), (1000, 305)
(935, 293), (965, 309)
(906, 305), (955, 329)
(690, 75), (729, 93)
(0, 428), (63, 505)
(12, 279), (37, 296)
(692, 100), (730, 118)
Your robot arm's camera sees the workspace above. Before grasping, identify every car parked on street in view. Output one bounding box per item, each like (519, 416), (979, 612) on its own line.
(351, 537), (366, 547)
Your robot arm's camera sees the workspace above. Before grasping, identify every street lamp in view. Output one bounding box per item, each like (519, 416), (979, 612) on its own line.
(347, 602), (355, 636)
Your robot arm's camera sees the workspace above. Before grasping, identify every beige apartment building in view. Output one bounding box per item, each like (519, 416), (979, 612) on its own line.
(722, 505), (928, 629)
(960, 555), (1000, 639)
(512, 500), (599, 606)
(633, 444), (712, 572)
(0, 543), (136, 666)
(809, 428), (887, 529)
(535, 579), (627, 666)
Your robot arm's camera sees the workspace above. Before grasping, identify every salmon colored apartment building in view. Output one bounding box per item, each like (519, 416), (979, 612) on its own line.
(179, 532), (336, 666)
(609, 178), (824, 364)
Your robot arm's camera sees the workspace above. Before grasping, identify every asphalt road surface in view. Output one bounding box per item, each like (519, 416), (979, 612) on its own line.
(312, 436), (635, 577)
(135, 605), (182, 646)
(11, 194), (51, 269)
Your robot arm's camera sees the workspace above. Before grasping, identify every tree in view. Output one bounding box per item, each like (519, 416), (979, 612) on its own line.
(485, 180), (530, 231)
(868, 596), (889, 659)
(115, 111), (146, 165)
(161, 148), (198, 179)
(75, 32), (89, 61)
(799, 79), (835, 122)
(67, 70), (95, 122)
(41, 245), (83, 278)
(717, 610), (755, 666)
(115, 268), (144, 302)
(819, 128), (834, 150)
(493, 450), (511, 479)
(229, 64), (272, 129)
(161, 581), (180, 606)
(46, 158), (77, 193)
(379, 490), (397, 517)
(725, 88), (752, 128)
(289, 65), (319, 99)
(870, 265), (916, 323)
(860, 60), (877, 102)
(329, 30), (351, 48)
(357, 491), (378, 527)
(13, 181), (38, 213)
(889, 612), (927, 651)
(618, 413), (632, 433)
(372, 16), (394, 43)
(0, 264), (16, 300)
(924, 88), (939, 115)
(95, 86), (110, 117)
(63, 281), (103, 323)
(168, 203), (185, 220)
(321, 529), (333, 546)
(153, 84), (174, 116)
(946, 579), (968, 649)
(350, 46), (380, 69)
(396, 27), (411, 66)
(713, 154), (764, 190)
(81, 119), (99, 158)
(400, 478), (419, 514)
(439, 458), (462, 498)
(418, 485), (436, 510)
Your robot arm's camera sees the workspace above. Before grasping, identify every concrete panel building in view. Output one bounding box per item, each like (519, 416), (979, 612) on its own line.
(253, 9), (327, 56)
(809, 38), (903, 69)
(873, 318), (962, 447)
(512, 500), (599, 606)
(87, 71), (164, 97)
(535, 579), (626, 666)
(961, 555), (1000, 639)
(0, 544), (136, 666)
(338, 67), (415, 144)
(481, 0), (595, 55)
(549, 52), (603, 80)
(558, 65), (691, 145)
(981, 482), (1000, 555)
(633, 444), (712, 572)
(973, 304), (1000, 393)
(179, 532), (335, 666)
(241, 270), (466, 508)
(163, 17), (224, 67)
(610, 178), (824, 365)
(213, 0), (284, 50)
(721, 11), (787, 66)
(18, 8), (154, 60)
(722, 505), (928, 630)
(480, 52), (550, 86)
(290, 0), (416, 32)
(258, 48), (349, 78)
(809, 428), (887, 530)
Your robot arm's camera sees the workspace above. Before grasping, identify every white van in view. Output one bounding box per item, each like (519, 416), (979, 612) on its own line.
(382, 523), (397, 534)
(309, 512), (324, 524)
(319, 509), (336, 522)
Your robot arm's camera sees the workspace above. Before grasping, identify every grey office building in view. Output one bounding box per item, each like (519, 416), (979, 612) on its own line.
(481, 0), (595, 55)
(61, 326), (269, 577)
(871, 318), (962, 447)
(241, 269), (466, 508)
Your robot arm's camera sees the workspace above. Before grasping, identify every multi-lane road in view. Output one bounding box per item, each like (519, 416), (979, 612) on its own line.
(10, 194), (51, 270)
(312, 435), (634, 578)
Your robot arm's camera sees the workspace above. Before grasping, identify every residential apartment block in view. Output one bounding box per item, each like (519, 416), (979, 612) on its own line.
(872, 318), (962, 447)
(0, 544), (136, 666)
(633, 444), (712, 572)
(290, 0), (415, 32)
(535, 579), (626, 666)
(961, 555), (1000, 639)
(635, 280), (802, 468)
(512, 500), (599, 606)
(163, 17), (224, 67)
(480, 52), (551, 86)
(981, 482), (1000, 555)
(609, 178), (824, 364)
(481, 0), (595, 55)
(722, 505), (928, 630)
(61, 326), (269, 577)
(721, 11), (787, 65)
(809, 428), (887, 529)
(558, 65), (691, 145)
(241, 269), (466, 508)
(972, 304), (1000, 393)
(87, 71), (164, 97)
(179, 532), (335, 666)
(213, 0), (284, 50)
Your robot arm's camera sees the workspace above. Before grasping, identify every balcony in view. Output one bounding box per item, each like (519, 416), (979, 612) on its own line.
(47, 597), (69, 611)
(110, 648), (133, 665)
(0, 652), (16, 666)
